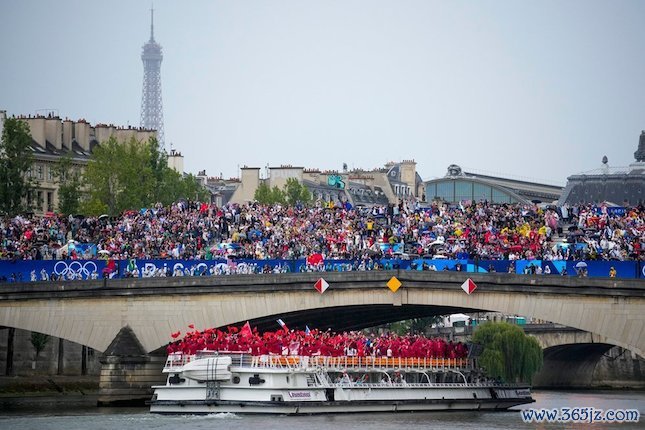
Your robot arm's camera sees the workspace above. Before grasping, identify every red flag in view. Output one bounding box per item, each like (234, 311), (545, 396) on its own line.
(277, 318), (289, 332)
(240, 321), (252, 338)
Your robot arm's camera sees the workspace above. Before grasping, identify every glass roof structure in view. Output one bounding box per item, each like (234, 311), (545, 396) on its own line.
(424, 165), (529, 205)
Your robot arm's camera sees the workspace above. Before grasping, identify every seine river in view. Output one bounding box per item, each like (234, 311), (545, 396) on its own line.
(0, 390), (643, 430)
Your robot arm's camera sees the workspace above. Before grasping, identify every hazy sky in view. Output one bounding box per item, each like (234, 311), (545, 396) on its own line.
(2, 1), (645, 185)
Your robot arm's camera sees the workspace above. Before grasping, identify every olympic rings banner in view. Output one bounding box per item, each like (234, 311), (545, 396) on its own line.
(0, 258), (642, 283)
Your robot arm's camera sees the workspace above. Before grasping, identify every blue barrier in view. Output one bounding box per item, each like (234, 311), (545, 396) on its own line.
(0, 258), (642, 282)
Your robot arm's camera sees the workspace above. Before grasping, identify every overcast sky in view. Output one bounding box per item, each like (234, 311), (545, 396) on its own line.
(2, 1), (645, 185)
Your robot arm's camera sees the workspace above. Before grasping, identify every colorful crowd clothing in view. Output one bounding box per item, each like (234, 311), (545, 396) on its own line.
(167, 326), (469, 359)
(1, 201), (643, 263)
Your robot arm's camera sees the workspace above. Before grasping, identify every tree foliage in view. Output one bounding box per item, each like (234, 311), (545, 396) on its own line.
(270, 186), (286, 204)
(254, 178), (311, 205)
(284, 178), (311, 205)
(155, 167), (207, 205)
(254, 183), (285, 204)
(0, 118), (36, 215)
(472, 322), (543, 383)
(82, 136), (208, 215)
(254, 183), (273, 204)
(386, 316), (444, 336)
(82, 136), (151, 215)
(30, 332), (50, 359)
(53, 152), (82, 216)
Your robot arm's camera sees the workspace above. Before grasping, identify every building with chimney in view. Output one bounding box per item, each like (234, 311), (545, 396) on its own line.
(1, 113), (155, 214)
(198, 160), (423, 208)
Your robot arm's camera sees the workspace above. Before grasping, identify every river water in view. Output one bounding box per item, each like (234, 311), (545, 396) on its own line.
(0, 390), (643, 429)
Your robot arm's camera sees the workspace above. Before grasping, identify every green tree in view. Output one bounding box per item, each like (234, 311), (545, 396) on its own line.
(254, 182), (273, 204)
(53, 153), (82, 215)
(386, 316), (443, 335)
(82, 136), (208, 215)
(253, 182), (286, 204)
(270, 186), (286, 204)
(82, 136), (154, 215)
(145, 137), (209, 204)
(284, 178), (311, 205)
(156, 168), (209, 204)
(146, 137), (167, 201)
(472, 321), (543, 383)
(30, 332), (50, 360)
(0, 118), (36, 215)
(254, 180), (311, 205)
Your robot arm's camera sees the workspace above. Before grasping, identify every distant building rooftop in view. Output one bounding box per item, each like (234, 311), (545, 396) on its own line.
(424, 164), (563, 204)
(558, 134), (645, 206)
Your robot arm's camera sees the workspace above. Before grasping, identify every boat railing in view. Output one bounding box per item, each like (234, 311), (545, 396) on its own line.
(308, 356), (470, 370)
(247, 355), (472, 371)
(164, 352), (472, 372)
(332, 381), (517, 389)
(163, 351), (250, 372)
(164, 352), (192, 372)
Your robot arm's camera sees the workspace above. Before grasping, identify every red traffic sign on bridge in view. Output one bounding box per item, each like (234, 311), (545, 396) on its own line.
(314, 278), (329, 294)
(461, 278), (477, 295)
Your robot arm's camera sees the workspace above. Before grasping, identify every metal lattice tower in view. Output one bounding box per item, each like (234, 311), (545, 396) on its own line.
(140, 6), (165, 148)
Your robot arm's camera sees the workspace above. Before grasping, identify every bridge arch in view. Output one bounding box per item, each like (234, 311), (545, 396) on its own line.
(533, 343), (615, 387)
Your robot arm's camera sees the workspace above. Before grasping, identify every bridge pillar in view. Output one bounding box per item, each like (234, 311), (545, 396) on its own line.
(97, 326), (166, 406)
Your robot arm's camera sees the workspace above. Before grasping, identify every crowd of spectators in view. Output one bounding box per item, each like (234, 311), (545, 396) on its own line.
(1, 200), (643, 264)
(166, 325), (469, 359)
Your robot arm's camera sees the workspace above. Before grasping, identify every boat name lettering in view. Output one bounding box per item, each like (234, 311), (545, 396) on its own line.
(288, 391), (312, 398)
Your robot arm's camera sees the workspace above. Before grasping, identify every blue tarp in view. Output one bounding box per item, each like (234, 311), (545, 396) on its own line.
(592, 207), (627, 217)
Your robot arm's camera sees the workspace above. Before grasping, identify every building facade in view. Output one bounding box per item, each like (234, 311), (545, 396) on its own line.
(2, 113), (155, 215)
(200, 161), (423, 208)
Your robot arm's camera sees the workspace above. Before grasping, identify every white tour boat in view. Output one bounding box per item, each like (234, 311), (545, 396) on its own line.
(149, 351), (534, 414)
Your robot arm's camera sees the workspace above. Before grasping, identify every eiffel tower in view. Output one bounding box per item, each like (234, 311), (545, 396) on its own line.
(140, 6), (165, 149)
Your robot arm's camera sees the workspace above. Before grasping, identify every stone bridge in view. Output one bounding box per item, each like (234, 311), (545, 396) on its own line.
(429, 324), (645, 389)
(0, 271), (642, 403)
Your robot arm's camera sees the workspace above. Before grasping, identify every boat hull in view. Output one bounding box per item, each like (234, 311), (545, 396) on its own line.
(151, 353), (534, 415)
(150, 397), (534, 415)
(150, 385), (534, 415)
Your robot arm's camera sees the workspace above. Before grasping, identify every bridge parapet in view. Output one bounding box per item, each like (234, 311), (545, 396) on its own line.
(0, 270), (643, 299)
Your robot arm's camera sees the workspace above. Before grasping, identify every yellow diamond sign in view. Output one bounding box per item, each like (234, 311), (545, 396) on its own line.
(387, 276), (402, 292)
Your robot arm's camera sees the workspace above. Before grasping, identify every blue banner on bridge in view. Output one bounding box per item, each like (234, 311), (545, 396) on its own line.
(0, 258), (642, 283)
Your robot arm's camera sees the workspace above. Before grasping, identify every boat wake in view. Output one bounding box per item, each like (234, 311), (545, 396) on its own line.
(196, 412), (241, 420)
